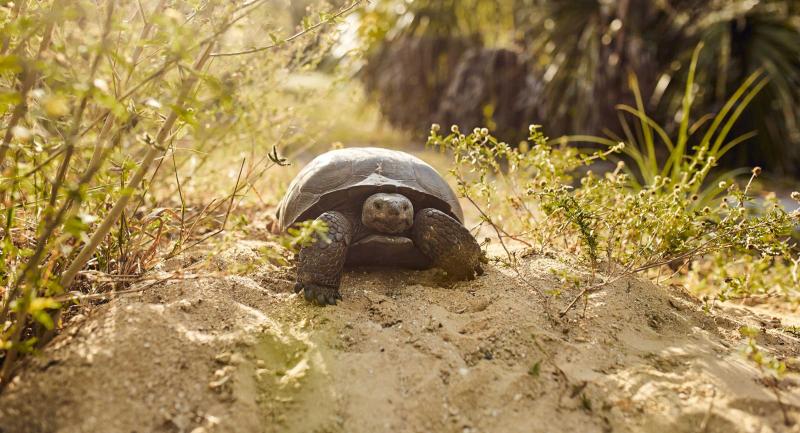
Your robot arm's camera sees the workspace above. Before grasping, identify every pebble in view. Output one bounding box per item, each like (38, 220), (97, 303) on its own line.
(208, 375), (230, 390)
(229, 353), (245, 365)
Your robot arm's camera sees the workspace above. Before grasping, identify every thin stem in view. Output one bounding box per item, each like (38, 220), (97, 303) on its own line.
(59, 42), (215, 290)
(0, 14), (55, 167)
(210, 0), (365, 57)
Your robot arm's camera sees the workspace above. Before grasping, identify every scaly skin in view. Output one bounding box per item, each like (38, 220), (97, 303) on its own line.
(412, 208), (484, 280)
(295, 211), (352, 305)
(296, 206), (483, 306)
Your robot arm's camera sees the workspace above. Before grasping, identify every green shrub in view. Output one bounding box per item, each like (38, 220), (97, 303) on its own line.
(429, 122), (799, 316)
(0, 0), (363, 385)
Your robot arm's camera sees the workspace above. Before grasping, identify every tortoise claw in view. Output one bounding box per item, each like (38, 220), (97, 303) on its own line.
(296, 282), (341, 306)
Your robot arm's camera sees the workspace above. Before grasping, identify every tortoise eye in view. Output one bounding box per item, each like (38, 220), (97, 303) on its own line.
(374, 202), (382, 209)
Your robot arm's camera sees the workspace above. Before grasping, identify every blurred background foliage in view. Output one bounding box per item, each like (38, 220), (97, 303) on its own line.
(358, 0), (800, 177)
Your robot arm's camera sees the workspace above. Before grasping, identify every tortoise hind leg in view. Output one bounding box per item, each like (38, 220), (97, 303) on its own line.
(412, 208), (484, 280)
(295, 211), (352, 305)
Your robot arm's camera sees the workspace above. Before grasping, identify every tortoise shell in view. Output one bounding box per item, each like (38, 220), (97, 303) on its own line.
(277, 147), (463, 231)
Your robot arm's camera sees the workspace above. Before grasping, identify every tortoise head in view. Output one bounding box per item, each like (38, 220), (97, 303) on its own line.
(362, 193), (413, 234)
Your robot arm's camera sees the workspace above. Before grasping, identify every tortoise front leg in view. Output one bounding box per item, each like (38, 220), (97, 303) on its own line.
(412, 208), (484, 280)
(295, 211), (352, 305)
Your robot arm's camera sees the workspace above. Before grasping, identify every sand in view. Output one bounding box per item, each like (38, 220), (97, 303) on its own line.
(0, 240), (798, 433)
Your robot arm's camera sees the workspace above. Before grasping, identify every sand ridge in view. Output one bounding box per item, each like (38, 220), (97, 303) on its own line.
(0, 244), (798, 433)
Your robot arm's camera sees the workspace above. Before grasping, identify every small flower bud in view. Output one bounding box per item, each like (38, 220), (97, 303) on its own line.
(93, 78), (109, 92)
(431, 123), (441, 132)
(791, 191), (800, 202)
(751, 166), (762, 176)
(11, 126), (31, 142)
(450, 125), (460, 134)
(480, 127), (489, 136)
(718, 181), (726, 189)
(473, 127), (481, 135)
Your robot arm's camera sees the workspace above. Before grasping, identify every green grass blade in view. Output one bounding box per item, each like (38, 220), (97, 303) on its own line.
(689, 113), (715, 136)
(628, 73), (657, 177)
(716, 130), (758, 161)
(548, 135), (620, 147)
(710, 76), (769, 155)
(671, 42), (703, 178)
(615, 104), (675, 151)
(698, 69), (764, 153)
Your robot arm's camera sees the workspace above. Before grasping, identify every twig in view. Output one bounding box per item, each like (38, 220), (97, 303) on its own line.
(456, 182), (556, 319)
(172, 148), (186, 247)
(0, 7), (55, 167)
(0, 0), (27, 55)
(78, 0), (261, 137)
(166, 158), (245, 258)
(698, 389), (717, 433)
(59, 42), (215, 290)
(464, 193), (516, 266)
(46, 1), (115, 209)
(0, 4), (117, 367)
(762, 377), (793, 427)
(210, 0), (365, 57)
(54, 272), (213, 303)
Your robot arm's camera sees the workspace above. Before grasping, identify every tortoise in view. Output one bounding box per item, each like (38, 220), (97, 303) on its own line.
(277, 147), (484, 305)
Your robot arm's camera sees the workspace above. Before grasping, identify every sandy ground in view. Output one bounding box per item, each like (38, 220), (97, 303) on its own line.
(0, 240), (798, 433)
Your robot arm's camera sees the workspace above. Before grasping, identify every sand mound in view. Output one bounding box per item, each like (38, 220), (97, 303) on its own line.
(1, 246), (798, 433)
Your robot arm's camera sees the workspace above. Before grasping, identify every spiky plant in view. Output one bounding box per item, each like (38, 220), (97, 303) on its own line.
(361, 0), (800, 175)
(523, 0), (800, 174)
